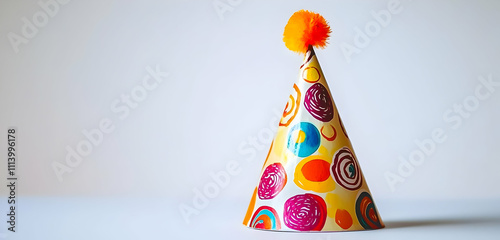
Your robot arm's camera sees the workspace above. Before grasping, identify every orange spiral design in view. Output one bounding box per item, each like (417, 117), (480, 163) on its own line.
(279, 84), (301, 127)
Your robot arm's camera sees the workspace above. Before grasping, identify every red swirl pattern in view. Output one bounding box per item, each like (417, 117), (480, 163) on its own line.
(320, 125), (337, 141)
(279, 84), (301, 127)
(331, 147), (362, 190)
(283, 193), (327, 231)
(258, 163), (287, 200)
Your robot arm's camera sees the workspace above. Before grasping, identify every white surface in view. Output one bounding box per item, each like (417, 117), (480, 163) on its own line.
(3, 198), (500, 240)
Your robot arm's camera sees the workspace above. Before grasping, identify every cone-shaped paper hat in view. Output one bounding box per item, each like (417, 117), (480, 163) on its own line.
(243, 10), (384, 232)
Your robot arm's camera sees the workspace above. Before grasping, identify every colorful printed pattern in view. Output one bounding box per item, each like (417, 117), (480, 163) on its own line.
(287, 122), (321, 157)
(331, 147), (362, 191)
(249, 206), (281, 230)
(320, 124), (337, 141)
(280, 84), (301, 127)
(284, 193), (327, 231)
(355, 192), (383, 229)
(294, 155), (335, 193)
(304, 83), (334, 122)
(244, 48), (383, 231)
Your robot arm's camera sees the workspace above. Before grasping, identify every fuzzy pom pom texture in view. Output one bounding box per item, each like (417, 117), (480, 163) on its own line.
(283, 10), (332, 54)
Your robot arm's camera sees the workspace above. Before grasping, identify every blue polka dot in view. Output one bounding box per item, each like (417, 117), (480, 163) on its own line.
(287, 122), (320, 157)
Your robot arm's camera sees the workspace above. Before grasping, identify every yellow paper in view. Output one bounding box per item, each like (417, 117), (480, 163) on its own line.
(243, 47), (384, 232)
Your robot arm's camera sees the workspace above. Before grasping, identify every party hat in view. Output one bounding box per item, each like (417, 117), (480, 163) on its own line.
(242, 10), (384, 232)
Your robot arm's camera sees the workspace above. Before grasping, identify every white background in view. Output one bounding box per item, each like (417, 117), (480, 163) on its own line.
(0, 0), (499, 239)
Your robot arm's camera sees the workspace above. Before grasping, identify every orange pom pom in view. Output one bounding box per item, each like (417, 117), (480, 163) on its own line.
(283, 10), (331, 54)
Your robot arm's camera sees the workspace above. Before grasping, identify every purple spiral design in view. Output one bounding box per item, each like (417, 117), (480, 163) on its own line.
(304, 83), (334, 122)
(258, 163), (287, 200)
(283, 194), (327, 231)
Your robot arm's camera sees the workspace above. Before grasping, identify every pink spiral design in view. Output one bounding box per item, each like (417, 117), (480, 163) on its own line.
(304, 83), (334, 122)
(283, 193), (327, 231)
(331, 147), (362, 190)
(258, 163), (287, 200)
